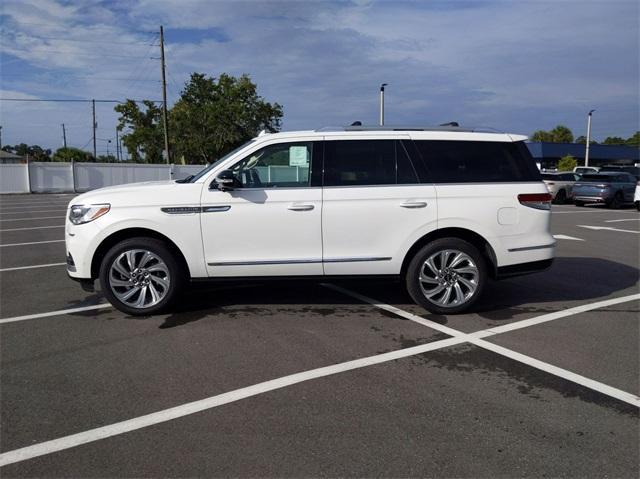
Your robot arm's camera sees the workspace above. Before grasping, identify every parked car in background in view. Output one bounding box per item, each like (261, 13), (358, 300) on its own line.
(541, 172), (579, 204)
(634, 181), (640, 211)
(572, 172), (637, 208)
(574, 166), (599, 175)
(599, 165), (640, 180)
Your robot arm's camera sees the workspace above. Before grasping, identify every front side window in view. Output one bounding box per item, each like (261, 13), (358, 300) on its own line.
(230, 142), (313, 188)
(414, 140), (541, 183)
(323, 140), (418, 186)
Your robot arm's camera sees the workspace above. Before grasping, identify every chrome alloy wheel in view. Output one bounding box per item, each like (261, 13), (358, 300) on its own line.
(109, 249), (171, 309)
(418, 249), (479, 308)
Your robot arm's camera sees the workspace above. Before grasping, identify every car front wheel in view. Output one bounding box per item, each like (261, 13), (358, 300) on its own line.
(405, 238), (487, 315)
(99, 237), (183, 315)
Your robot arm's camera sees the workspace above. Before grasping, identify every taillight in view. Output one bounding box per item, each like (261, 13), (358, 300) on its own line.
(518, 193), (552, 210)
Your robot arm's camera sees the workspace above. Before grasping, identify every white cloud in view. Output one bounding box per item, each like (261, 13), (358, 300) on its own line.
(0, 0), (638, 152)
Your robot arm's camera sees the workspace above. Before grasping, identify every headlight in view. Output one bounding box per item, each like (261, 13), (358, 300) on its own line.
(68, 204), (110, 225)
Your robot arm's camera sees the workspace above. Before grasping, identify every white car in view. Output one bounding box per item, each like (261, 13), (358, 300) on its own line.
(635, 182), (640, 211)
(66, 125), (555, 316)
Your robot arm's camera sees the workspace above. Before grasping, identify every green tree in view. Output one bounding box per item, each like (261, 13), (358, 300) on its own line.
(52, 147), (94, 162)
(531, 125), (574, 143)
(575, 135), (597, 145)
(114, 100), (164, 163)
(549, 125), (574, 143)
(602, 136), (625, 145)
(4, 143), (52, 161)
(531, 130), (553, 142)
(97, 154), (117, 162)
(170, 73), (283, 164)
(557, 154), (577, 172)
(626, 131), (640, 147)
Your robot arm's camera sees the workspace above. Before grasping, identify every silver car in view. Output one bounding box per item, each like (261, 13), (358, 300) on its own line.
(572, 172), (637, 208)
(542, 172), (579, 204)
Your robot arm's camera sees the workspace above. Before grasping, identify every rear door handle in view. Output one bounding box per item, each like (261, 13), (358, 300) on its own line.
(287, 203), (315, 211)
(400, 201), (427, 208)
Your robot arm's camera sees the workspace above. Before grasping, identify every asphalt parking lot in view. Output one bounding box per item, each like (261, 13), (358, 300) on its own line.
(0, 193), (638, 478)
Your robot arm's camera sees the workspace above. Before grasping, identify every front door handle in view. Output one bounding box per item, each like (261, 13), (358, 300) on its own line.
(287, 204), (315, 211)
(400, 201), (427, 208)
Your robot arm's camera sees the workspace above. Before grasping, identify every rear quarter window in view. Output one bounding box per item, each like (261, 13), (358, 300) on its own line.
(413, 140), (541, 183)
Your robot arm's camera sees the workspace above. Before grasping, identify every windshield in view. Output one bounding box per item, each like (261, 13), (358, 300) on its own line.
(185, 140), (256, 183)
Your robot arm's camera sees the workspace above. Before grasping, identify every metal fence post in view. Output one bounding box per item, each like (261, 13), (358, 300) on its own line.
(71, 160), (77, 193)
(25, 158), (32, 193)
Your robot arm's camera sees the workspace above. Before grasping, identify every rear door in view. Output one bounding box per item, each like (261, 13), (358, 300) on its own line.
(321, 137), (436, 275)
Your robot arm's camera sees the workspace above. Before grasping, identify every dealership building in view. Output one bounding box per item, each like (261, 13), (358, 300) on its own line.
(526, 142), (639, 170)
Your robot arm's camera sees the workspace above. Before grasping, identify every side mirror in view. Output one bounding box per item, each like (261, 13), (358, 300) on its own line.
(213, 170), (236, 191)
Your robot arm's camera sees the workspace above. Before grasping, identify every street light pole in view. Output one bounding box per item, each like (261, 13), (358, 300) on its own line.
(379, 83), (388, 126)
(585, 109), (595, 167)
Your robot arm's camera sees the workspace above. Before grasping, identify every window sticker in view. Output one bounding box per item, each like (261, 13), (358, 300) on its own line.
(289, 146), (309, 166)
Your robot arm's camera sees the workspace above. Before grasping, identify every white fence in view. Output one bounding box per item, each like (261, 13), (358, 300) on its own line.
(0, 162), (205, 194)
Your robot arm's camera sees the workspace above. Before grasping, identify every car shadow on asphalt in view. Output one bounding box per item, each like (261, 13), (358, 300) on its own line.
(77, 256), (637, 329)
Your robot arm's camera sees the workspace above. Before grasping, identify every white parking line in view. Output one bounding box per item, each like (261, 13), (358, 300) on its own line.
(0, 225), (64, 232)
(324, 284), (640, 408)
(1, 290), (638, 467)
(578, 225), (640, 234)
(553, 234), (584, 241)
(0, 335), (467, 466)
(0, 239), (65, 248)
(0, 209), (67, 216)
(605, 218), (640, 223)
(0, 263), (66, 272)
(471, 293), (640, 338)
(0, 304), (111, 325)
(0, 216), (65, 222)
(552, 210), (636, 214)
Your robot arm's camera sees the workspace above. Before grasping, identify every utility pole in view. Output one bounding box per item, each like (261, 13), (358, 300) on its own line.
(61, 123), (67, 148)
(115, 127), (120, 161)
(92, 99), (97, 159)
(585, 109), (595, 167)
(160, 25), (170, 164)
(0, 125), (3, 149)
(379, 83), (388, 126)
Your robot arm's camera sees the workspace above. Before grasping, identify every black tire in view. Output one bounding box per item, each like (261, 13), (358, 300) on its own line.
(553, 189), (566, 204)
(574, 201), (585, 207)
(609, 192), (624, 209)
(405, 238), (487, 315)
(636, 201), (640, 212)
(99, 237), (184, 315)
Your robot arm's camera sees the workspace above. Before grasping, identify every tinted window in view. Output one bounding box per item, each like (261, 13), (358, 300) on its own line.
(413, 140), (540, 183)
(541, 174), (557, 180)
(323, 140), (418, 186)
(582, 174), (615, 182)
(230, 142), (313, 188)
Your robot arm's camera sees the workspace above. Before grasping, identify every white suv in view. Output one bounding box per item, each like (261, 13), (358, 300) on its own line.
(66, 125), (554, 316)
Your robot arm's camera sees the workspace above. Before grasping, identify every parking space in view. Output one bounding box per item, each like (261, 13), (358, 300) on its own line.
(0, 194), (638, 477)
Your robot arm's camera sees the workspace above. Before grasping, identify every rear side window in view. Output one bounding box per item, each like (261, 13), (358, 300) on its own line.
(413, 140), (540, 183)
(582, 174), (614, 182)
(323, 140), (419, 186)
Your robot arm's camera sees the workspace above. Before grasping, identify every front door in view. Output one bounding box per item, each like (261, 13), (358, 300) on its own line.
(201, 139), (323, 277)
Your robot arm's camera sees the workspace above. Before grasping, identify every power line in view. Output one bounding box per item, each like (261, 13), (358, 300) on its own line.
(4, 47), (160, 60)
(0, 98), (163, 103)
(1, 73), (160, 82)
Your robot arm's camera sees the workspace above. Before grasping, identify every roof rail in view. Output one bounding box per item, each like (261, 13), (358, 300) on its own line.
(315, 124), (505, 134)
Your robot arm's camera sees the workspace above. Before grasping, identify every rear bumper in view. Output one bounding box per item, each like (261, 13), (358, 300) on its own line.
(495, 258), (554, 279)
(573, 195), (608, 203)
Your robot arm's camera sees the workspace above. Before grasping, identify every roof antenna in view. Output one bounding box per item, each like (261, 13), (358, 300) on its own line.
(351, 121), (362, 126)
(439, 122), (459, 127)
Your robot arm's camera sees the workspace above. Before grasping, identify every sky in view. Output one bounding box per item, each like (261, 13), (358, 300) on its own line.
(0, 0), (638, 156)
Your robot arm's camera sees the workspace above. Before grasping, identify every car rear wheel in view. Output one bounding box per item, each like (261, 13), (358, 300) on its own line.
(99, 237), (184, 315)
(609, 192), (624, 209)
(405, 238), (487, 315)
(553, 189), (566, 204)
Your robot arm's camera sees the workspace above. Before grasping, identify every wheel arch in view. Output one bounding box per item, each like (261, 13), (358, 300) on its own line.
(91, 227), (190, 279)
(400, 227), (498, 280)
